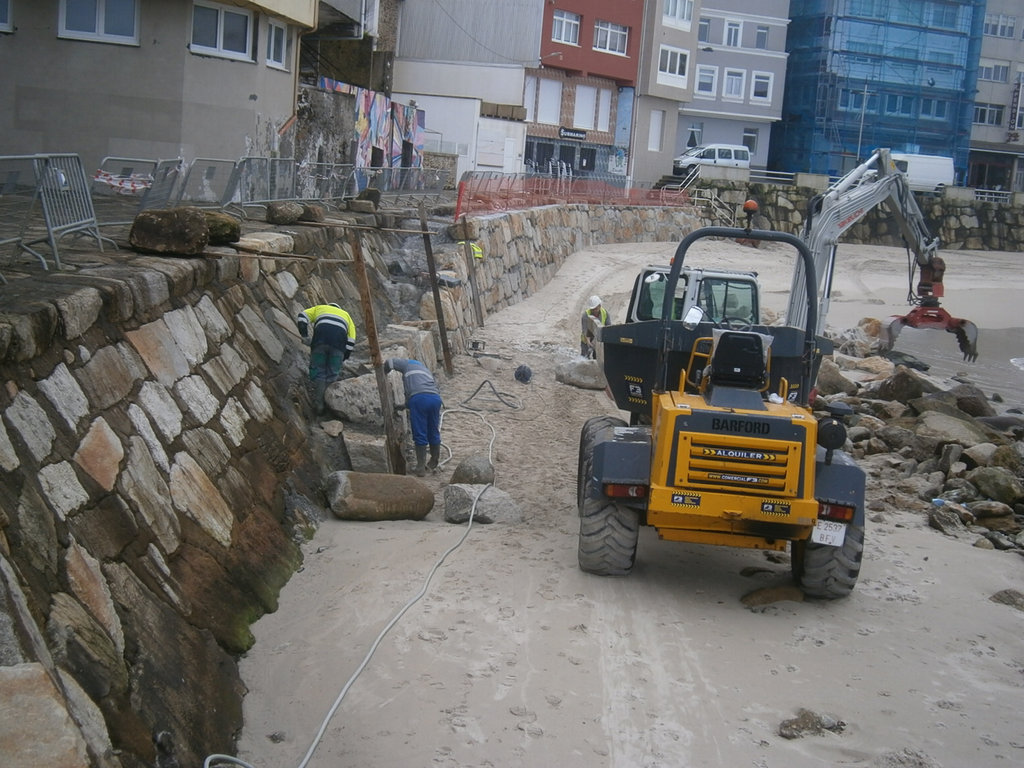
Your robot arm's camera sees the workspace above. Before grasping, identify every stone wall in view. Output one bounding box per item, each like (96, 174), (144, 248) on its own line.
(0, 203), (700, 768)
(700, 180), (1024, 252)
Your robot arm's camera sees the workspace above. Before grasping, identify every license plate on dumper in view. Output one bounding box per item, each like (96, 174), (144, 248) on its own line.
(811, 519), (846, 546)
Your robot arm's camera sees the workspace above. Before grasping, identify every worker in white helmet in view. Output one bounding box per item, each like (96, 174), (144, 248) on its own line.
(580, 295), (608, 358)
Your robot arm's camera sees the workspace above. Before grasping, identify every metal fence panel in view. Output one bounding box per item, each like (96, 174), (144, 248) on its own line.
(230, 157), (297, 204)
(0, 155), (46, 282)
(295, 162), (354, 202)
(176, 158), (238, 206)
(91, 156), (158, 198)
(23, 154), (116, 270)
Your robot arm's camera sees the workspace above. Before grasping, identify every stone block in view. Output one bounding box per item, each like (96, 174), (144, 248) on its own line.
(325, 471), (433, 521)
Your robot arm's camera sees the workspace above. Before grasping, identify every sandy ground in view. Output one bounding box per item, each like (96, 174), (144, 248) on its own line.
(235, 239), (1024, 768)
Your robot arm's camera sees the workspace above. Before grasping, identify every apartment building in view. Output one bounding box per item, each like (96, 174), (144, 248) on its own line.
(677, 1), (790, 170)
(0, 1), (316, 172)
(969, 2), (1024, 191)
(771, 0), (985, 179)
(522, 1), (644, 178)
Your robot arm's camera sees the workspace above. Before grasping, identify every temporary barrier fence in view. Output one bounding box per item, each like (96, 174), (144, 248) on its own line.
(295, 161), (355, 204)
(175, 158), (239, 207)
(352, 167), (451, 207)
(18, 154), (117, 271)
(0, 155), (44, 282)
(453, 171), (690, 219)
(226, 157), (298, 216)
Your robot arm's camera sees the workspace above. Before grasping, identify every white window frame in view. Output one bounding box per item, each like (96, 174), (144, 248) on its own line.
(59, 0), (139, 45)
(191, 0), (253, 62)
(723, 69), (745, 100)
(593, 19), (628, 55)
(573, 84), (597, 130)
(978, 60), (1009, 83)
(266, 19), (289, 69)
(750, 72), (772, 103)
(648, 109), (665, 152)
(695, 65), (717, 97)
(1, 0), (11, 33)
(524, 76), (537, 123)
(697, 17), (710, 43)
(657, 45), (689, 87)
(982, 13), (1015, 38)
(742, 128), (758, 155)
(921, 97), (948, 120)
(537, 78), (562, 125)
(755, 25), (769, 49)
(552, 9), (580, 45)
(973, 103), (1004, 126)
(724, 20), (741, 48)
(597, 89), (612, 132)
(663, 0), (694, 27)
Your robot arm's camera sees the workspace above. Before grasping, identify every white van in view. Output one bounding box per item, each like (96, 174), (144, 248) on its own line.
(673, 144), (751, 176)
(890, 153), (954, 193)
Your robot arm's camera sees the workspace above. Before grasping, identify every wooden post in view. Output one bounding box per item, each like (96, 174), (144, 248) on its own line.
(460, 216), (486, 329)
(419, 202), (454, 376)
(348, 230), (406, 475)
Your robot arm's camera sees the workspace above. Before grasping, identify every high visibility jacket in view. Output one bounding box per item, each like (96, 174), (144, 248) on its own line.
(297, 305), (356, 358)
(581, 306), (608, 342)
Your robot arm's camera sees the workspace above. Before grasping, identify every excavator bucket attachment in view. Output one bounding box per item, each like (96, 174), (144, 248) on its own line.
(883, 306), (979, 362)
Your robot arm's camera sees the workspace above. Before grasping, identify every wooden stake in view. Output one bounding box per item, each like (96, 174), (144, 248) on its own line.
(348, 230), (406, 475)
(460, 216), (485, 329)
(419, 202), (454, 376)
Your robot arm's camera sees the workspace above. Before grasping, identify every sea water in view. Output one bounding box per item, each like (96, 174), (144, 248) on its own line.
(891, 326), (1024, 412)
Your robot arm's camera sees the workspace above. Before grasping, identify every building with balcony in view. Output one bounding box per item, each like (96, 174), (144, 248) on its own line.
(770, 0), (985, 179)
(969, 1), (1024, 191)
(677, 1), (791, 170)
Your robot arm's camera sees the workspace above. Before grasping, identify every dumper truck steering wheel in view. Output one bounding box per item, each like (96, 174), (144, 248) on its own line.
(717, 316), (753, 331)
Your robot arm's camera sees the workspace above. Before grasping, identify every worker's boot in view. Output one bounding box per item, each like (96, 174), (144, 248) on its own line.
(413, 445), (427, 477)
(312, 380), (326, 416)
(427, 444), (440, 471)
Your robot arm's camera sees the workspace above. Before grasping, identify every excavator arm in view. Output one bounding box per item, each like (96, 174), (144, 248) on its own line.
(785, 149), (978, 361)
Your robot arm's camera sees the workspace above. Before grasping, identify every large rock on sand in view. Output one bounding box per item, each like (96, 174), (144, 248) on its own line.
(326, 471), (434, 520)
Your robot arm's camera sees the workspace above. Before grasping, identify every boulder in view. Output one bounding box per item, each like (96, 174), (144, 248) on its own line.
(555, 358), (606, 390)
(915, 411), (997, 450)
(299, 203), (327, 222)
(449, 455), (495, 485)
(814, 358), (858, 396)
(965, 466), (1024, 506)
(949, 383), (996, 418)
(203, 210), (241, 245)
(266, 201), (304, 225)
(443, 484), (523, 524)
(965, 500), (1018, 533)
(875, 365), (926, 403)
(129, 206), (209, 256)
(326, 471), (434, 521)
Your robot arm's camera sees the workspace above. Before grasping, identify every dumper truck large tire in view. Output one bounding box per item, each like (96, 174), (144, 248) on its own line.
(577, 415), (625, 509)
(577, 416), (639, 575)
(791, 523), (865, 599)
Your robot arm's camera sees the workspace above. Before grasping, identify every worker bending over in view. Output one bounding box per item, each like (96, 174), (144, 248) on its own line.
(384, 358), (443, 476)
(296, 302), (356, 415)
(580, 295), (608, 358)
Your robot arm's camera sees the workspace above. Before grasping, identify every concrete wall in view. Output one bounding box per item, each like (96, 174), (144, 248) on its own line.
(0, 1), (301, 172)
